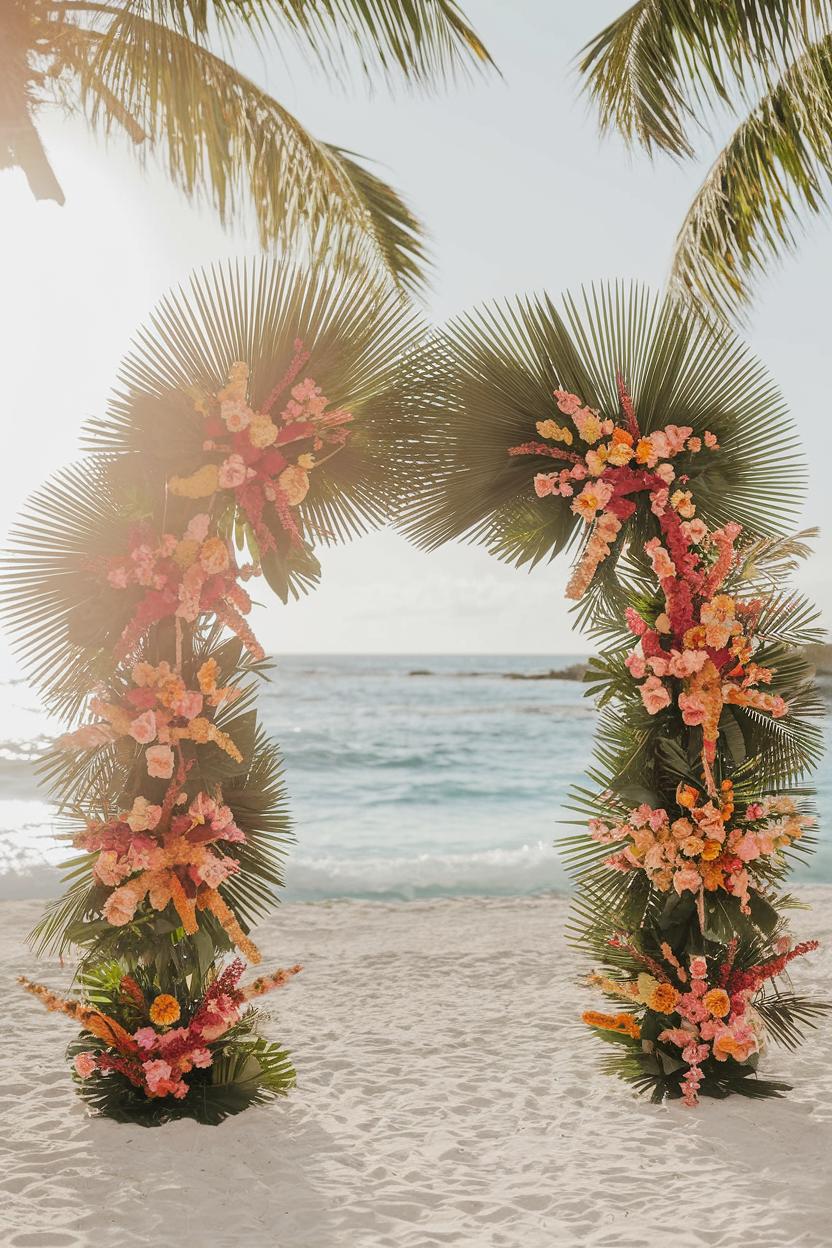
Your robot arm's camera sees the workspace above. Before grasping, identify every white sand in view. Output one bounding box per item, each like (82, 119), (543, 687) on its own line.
(2, 891), (831, 1248)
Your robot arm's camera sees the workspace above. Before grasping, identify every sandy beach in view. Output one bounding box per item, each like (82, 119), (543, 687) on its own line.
(2, 890), (830, 1248)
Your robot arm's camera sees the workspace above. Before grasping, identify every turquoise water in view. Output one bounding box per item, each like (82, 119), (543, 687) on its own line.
(1, 655), (829, 899)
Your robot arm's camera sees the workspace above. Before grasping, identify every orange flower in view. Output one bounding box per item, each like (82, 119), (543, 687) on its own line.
(149, 994), (181, 1026)
(676, 783), (699, 810)
(703, 988), (731, 1018)
(582, 1009), (640, 1039)
(197, 658), (219, 696)
(700, 840), (722, 861)
(648, 983), (679, 1014)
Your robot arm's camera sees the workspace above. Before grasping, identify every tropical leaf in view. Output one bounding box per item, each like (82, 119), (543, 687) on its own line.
(396, 281), (805, 625)
(85, 256), (426, 552)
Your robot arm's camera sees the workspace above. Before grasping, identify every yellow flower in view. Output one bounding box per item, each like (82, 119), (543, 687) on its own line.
(648, 983), (679, 1014)
(297, 452), (315, 470)
(174, 539), (200, 568)
(636, 972), (660, 1004)
(700, 840), (722, 861)
(535, 419), (573, 445)
(168, 463), (219, 499)
(249, 415), (278, 448)
(703, 988), (731, 1018)
(149, 994), (181, 1026)
(278, 464), (310, 506)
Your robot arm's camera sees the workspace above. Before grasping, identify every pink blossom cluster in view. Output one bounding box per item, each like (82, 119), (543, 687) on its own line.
(591, 793), (810, 913)
(103, 516), (262, 661)
(75, 791), (245, 924)
(73, 961), (248, 1100)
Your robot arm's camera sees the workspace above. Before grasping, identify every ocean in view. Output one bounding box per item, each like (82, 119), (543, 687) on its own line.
(1, 655), (829, 901)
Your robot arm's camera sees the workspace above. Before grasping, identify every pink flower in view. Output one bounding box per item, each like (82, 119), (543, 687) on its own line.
(639, 676), (671, 715)
(682, 518), (709, 545)
(745, 803), (764, 821)
(654, 462), (676, 485)
(93, 849), (131, 887)
(194, 854), (236, 889)
(553, 389), (582, 415)
(146, 744), (174, 779)
(625, 651), (647, 679)
(173, 690), (203, 720)
(185, 513), (211, 543)
(678, 692), (707, 727)
(103, 885), (140, 926)
(658, 1028), (690, 1048)
(624, 608), (647, 637)
(128, 709), (157, 745)
(190, 1047), (213, 1068)
(704, 431), (719, 448)
(142, 1059), (173, 1094)
(125, 796), (162, 833)
(644, 538), (675, 579)
(534, 472), (559, 498)
(647, 655), (669, 678)
(74, 1052), (98, 1079)
(673, 867), (701, 895)
(107, 565), (130, 589)
(133, 1027), (158, 1051)
(689, 956), (708, 980)
(650, 488), (669, 517)
(127, 835), (157, 871)
(218, 453), (249, 489)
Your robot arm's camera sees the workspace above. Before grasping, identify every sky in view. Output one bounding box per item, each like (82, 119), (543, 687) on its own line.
(1, 0), (830, 664)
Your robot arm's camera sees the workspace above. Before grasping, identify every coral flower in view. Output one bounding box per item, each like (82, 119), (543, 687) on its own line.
(639, 675), (671, 715)
(146, 743), (175, 779)
(149, 994), (181, 1026)
(74, 1052), (98, 1079)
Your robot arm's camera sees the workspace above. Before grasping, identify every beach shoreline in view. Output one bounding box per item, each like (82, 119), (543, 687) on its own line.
(3, 890), (831, 1247)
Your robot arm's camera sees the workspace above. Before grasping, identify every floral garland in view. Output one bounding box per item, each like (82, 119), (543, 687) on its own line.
(582, 939), (818, 1107)
(514, 380), (823, 1106)
(169, 354), (352, 550)
(510, 378), (719, 599)
(20, 959), (301, 1105)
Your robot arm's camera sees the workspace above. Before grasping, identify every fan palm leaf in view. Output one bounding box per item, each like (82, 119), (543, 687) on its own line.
(396, 281), (804, 622)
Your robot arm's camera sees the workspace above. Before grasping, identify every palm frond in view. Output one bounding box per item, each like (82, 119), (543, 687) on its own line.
(578, 0), (824, 158)
(671, 33), (832, 319)
(55, 18), (430, 290)
(112, 0), (496, 85)
(397, 281), (804, 623)
(86, 256), (425, 551)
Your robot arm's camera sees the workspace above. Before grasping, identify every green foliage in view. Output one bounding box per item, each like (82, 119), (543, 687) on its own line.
(579, 2), (832, 318)
(5, 0), (495, 291)
(396, 281), (804, 623)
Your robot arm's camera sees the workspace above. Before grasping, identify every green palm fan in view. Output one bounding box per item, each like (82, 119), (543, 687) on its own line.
(397, 281), (805, 629)
(86, 256), (426, 589)
(2, 257), (425, 715)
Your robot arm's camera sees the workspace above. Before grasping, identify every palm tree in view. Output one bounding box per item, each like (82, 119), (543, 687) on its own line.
(578, 2), (832, 320)
(0, 0), (494, 292)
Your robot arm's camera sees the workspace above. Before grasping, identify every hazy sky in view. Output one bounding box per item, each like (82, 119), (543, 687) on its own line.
(1, 1), (830, 663)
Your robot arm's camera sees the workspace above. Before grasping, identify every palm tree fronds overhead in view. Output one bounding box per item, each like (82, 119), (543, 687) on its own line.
(2, 0), (495, 291)
(671, 35), (832, 318)
(578, 0), (826, 158)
